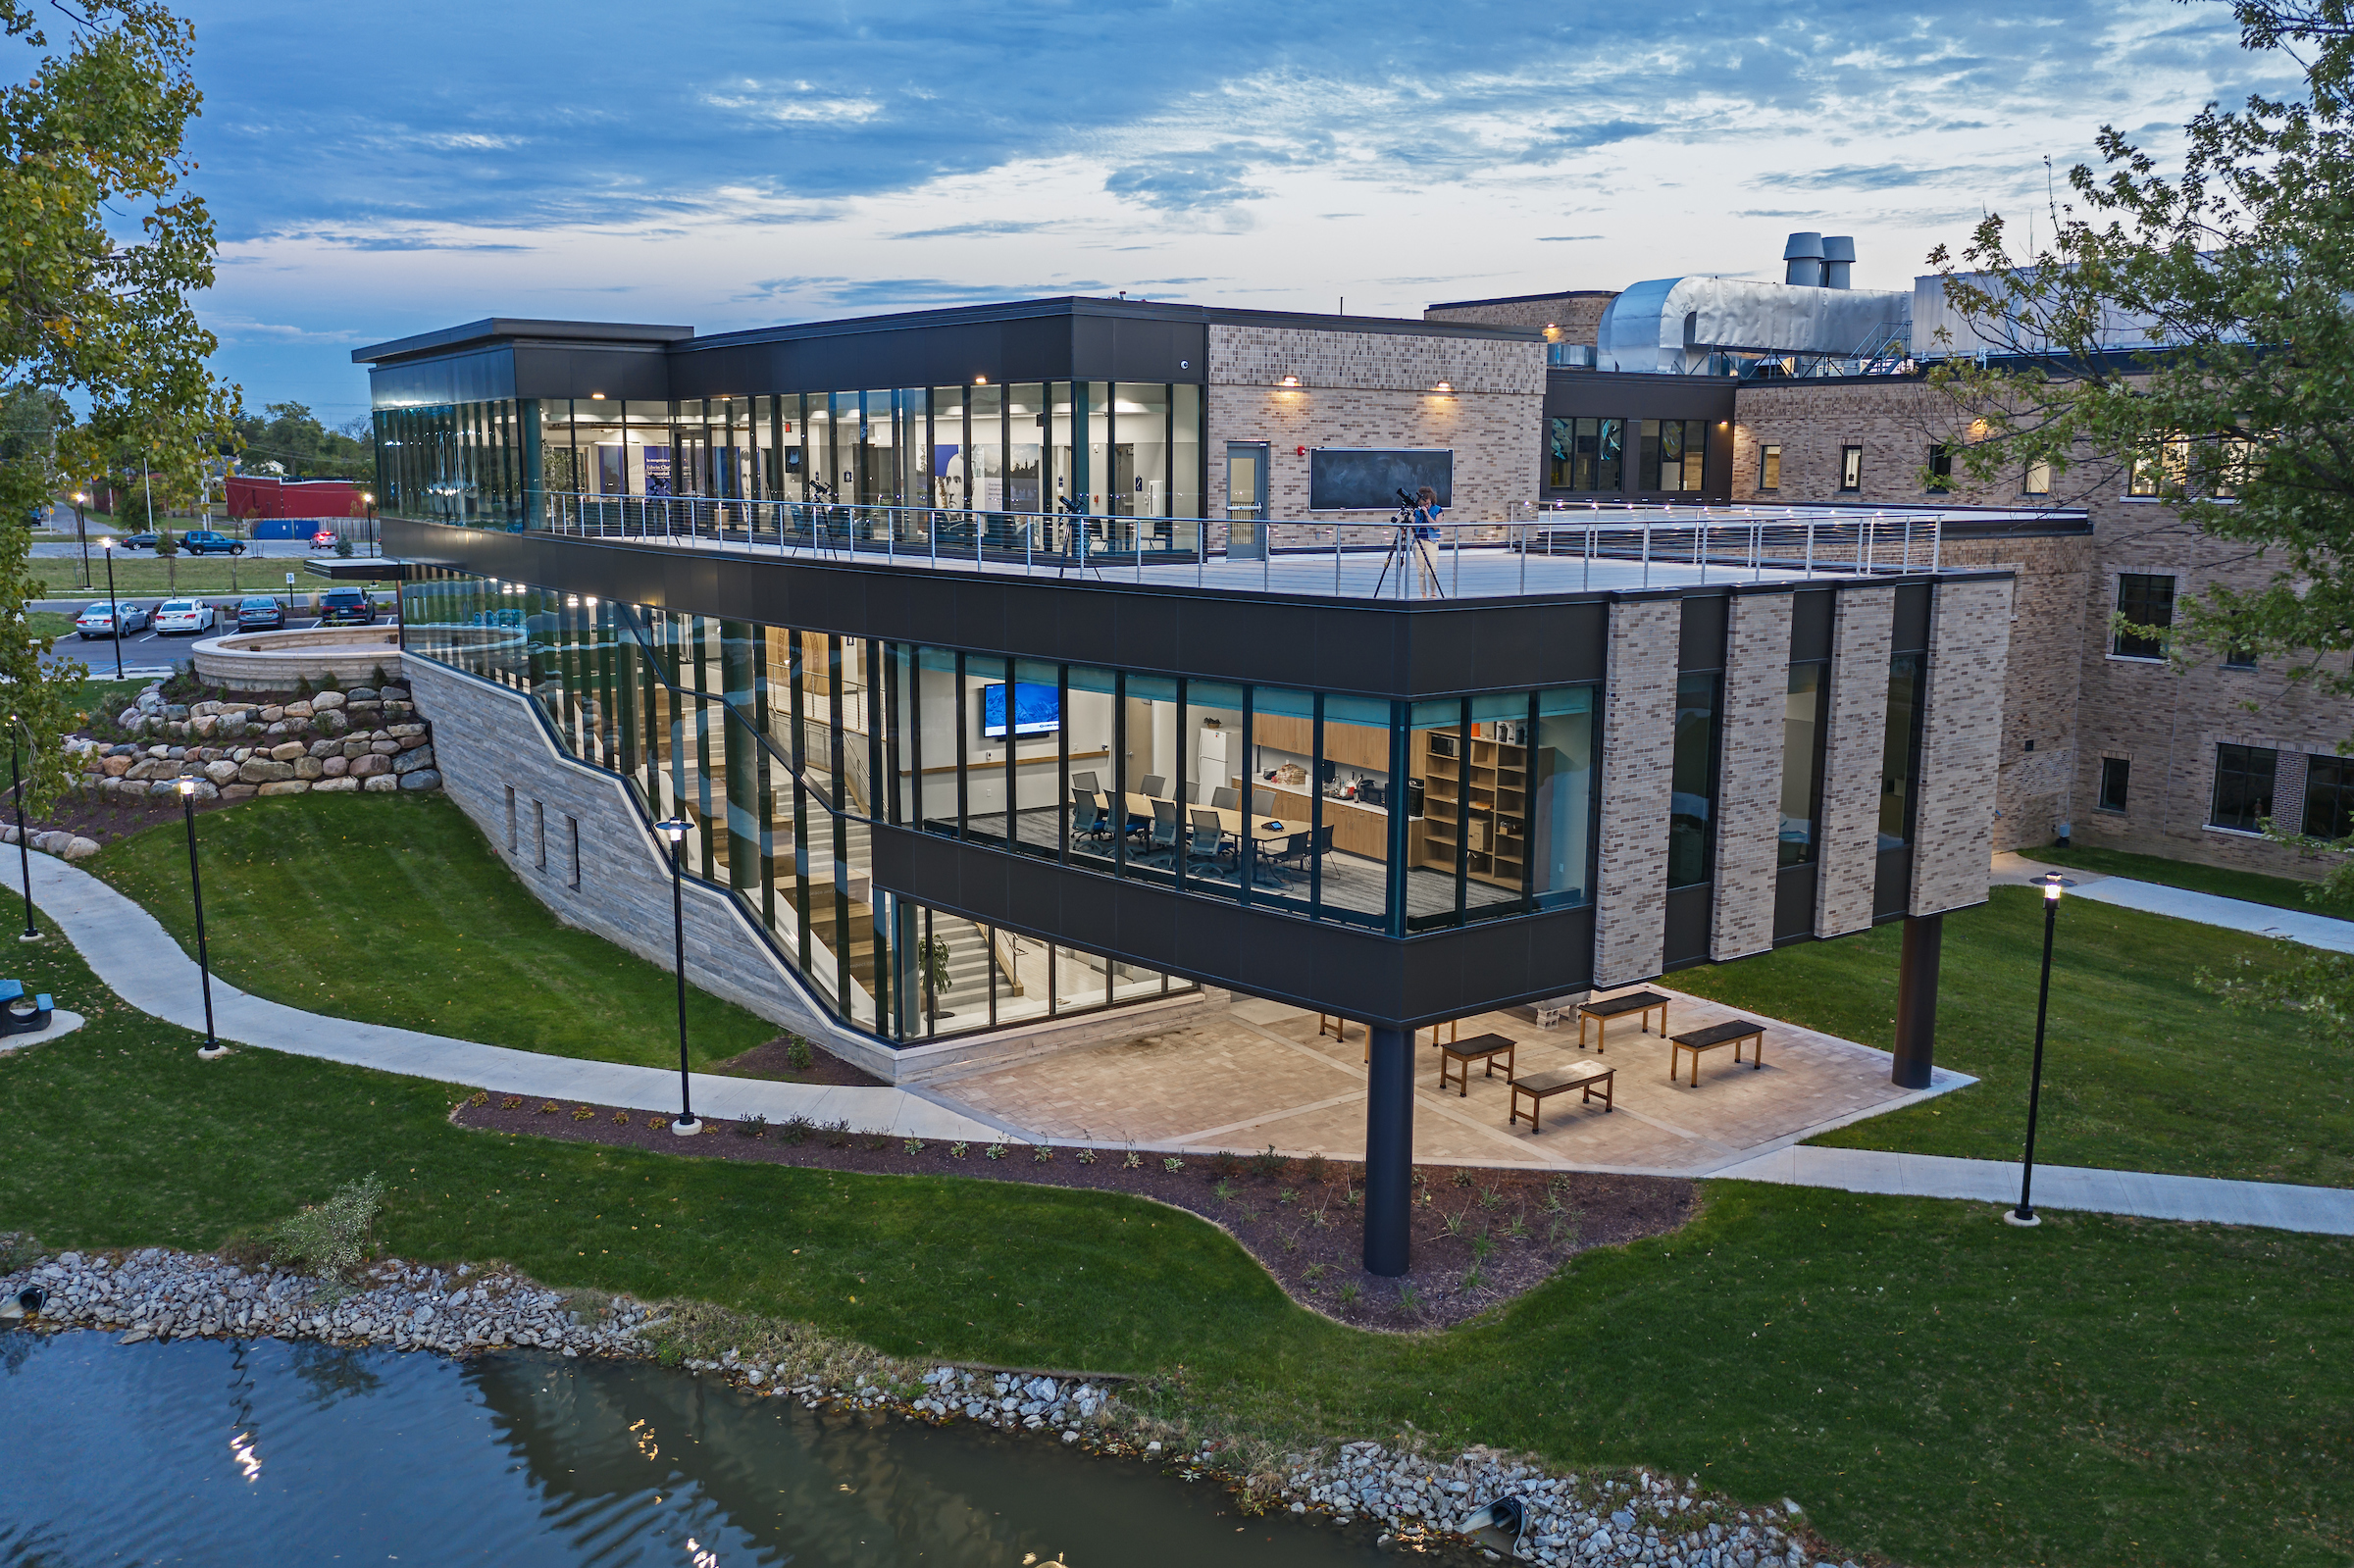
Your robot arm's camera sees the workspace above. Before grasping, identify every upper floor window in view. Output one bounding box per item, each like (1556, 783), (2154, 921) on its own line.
(2097, 756), (2130, 813)
(2023, 459), (2052, 496)
(1638, 419), (1707, 494)
(1838, 445), (1863, 492)
(2128, 436), (2188, 497)
(2209, 742), (2277, 834)
(2113, 574), (2174, 659)
(1758, 443), (1781, 491)
(1925, 444), (1953, 494)
(2306, 754), (2353, 841)
(1548, 417), (1623, 492)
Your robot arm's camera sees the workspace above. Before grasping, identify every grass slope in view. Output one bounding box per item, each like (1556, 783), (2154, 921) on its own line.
(90, 792), (775, 1067)
(0, 919), (2343, 1567)
(2023, 841), (2354, 921)
(1673, 886), (2352, 1189)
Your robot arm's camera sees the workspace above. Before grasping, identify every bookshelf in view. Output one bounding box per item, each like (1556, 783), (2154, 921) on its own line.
(1417, 728), (1529, 889)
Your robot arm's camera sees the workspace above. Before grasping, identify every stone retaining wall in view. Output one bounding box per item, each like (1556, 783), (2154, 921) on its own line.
(191, 626), (405, 692)
(71, 679), (440, 804)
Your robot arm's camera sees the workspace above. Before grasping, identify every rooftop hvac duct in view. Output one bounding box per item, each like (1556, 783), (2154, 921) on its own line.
(1783, 231), (1825, 288)
(1822, 235), (1856, 290)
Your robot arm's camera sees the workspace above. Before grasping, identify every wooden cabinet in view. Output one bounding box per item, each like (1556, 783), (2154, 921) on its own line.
(1242, 713), (1390, 774)
(1265, 786), (1424, 863)
(1417, 729), (1529, 889)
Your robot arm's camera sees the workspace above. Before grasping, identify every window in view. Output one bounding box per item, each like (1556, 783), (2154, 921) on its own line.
(1777, 664), (1825, 866)
(1548, 417), (1623, 492)
(2097, 757), (2130, 813)
(534, 800), (546, 870)
(2129, 436), (2187, 497)
(2224, 632), (2257, 671)
(567, 815), (582, 888)
(2113, 574), (2175, 659)
(505, 785), (517, 852)
(1758, 443), (1781, 491)
(1838, 445), (1863, 492)
(2306, 754), (2353, 840)
(1926, 443), (1953, 494)
(2023, 459), (2051, 496)
(1878, 655), (1925, 849)
(2209, 743), (2277, 833)
(1637, 419), (1707, 493)
(1667, 672), (1720, 888)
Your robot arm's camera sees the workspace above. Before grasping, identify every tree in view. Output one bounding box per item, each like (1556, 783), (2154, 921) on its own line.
(231, 399), (375, 484)
(0, 0), (233, 805)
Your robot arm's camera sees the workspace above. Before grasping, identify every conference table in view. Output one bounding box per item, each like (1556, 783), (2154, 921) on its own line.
(1117, 791), (1308, 850)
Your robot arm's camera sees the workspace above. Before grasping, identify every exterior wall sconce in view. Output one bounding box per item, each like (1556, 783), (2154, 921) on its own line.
(1277, 375), (1301, 388)
(588, 392), (605, 400)
(1432, 380), (1455, 395)
(974, 375), (989, 385)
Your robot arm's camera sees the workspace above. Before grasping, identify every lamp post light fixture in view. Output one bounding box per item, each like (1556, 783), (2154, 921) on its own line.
(362, 491), (377, 557)
(9, 717), (36, 941)
(99, 535), (122, 682)
(655, 817), (701, 1136)
(178, 774), (225, 1059)
(71, 491), (89, 589)
(2008, 874), (2070, 1227)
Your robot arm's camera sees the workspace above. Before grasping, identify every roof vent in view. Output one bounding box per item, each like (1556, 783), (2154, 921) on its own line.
(1821, 235), (1856, 290)
(1782, 231), (1825, 287)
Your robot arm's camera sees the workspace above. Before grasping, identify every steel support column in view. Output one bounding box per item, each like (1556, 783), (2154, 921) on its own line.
(1891, 911), (1942, 1089)
(1363, 1024), (1413, 1276)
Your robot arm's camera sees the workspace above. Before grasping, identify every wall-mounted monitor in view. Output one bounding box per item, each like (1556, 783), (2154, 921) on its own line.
(982, 682), (1061, 738)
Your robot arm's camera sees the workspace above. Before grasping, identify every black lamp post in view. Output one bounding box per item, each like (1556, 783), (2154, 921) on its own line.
(71, 490), (89, 589)
(363, 492), (378, 557)
(2008, 875), (2068, 1227)
(9, 718), (36, 942)
(656, 816), (701, 1136)
(100, 535), (122, 682)
(179, 774), (225, 1059)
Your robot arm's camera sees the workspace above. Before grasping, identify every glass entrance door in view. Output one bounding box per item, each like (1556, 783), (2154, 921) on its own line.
(1225, 442), (1267, 560)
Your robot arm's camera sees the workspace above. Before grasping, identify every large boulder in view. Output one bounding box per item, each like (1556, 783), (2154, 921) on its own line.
(98, 755), (131, 778)
(220, 784), (257, 800)
(268, 741), (307, 763)
(255, 780), (311, 796)
(369, 739), (399, 756)
(293, 756), (325, 781)
(311, 690), (346, 711)
(321, 755), (350, 778)
(63, 836), (99, 860)
(361, 774), (398, 793)
(307, 739), (340, 759)
(311, 776), (360, 793)
(282, 700), (314, 719)
(203, 760), (238, 785)
(348, 754), (391, 779)
(237, 759), (294, 784)
(391, 744), (435, 775)
(397, 769), (441, 791)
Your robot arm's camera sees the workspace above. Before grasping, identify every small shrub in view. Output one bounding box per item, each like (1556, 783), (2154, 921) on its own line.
(500, 1095), (522, 1110)
(1123, 1150), (1143, 1169)
(612, 1111), (631, 1126)
(1550, 1215), (1582, 1247)
(786, 1037), (814, 1072)
(1338, 1282), (1360, 1305)
(293, 675), (312, 699)
(1459, 1265), (1485, 1292)
(1451, 1168), (1474, 1189)
(1304, 1262), (1327, 1284)
(1276, 1188), (1297, 1205)
(904, 1138), (925, 1155)
(1163, 1156), (1184, 1173)
(1303, 1153), (1328, 1184)
(316, 670), (341, 692)
(1076, 1148), (1097, 1164)
(985, 1142), (1007, 1161)
(1396, 1283), (1421, 1315)
(1250, 1144), (1284, 1181)
(1310, 1204), (1331, 1229)
(865, 1135), (890, 1152)
(467, 1089), (488, 1107)
(1441, 1209), (1466, 1238)
(949, 1141), (968, 1158)
(823, 1119), (851, 1148)
(781, 1115), (812, 1145)
(738, 1114), (768, 1139)
(370, 663), (392, 688)
(571, 1105), (595, 1122)
(1032, 1145), (1053, 1163)
(1209, 1150), (1241, 1179)
(1211, 1179), (1236, 1202)
(1478, 1187), (1503, 1211)
(1470, 1233), (1495, 1262)
(271, 1174), (385, 1290)
(646, 1115), (668, 1130)
(1506, 1214), (1528, 1239)
(538, 1100), (559, 1115)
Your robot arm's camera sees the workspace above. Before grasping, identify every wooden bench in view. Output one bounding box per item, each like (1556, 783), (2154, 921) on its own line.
(1437, 1032), (1517, 1097)
(1575, 989), (1669, 1053)
(1670, 1018), (1766, 1087)
(1510, 1061), (1615, 1131)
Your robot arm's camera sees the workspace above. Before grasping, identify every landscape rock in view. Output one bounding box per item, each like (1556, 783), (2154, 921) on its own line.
(321, 755), (349, 778)
(362, 775), (399, 792)
(398, 769), (440, 791)
(203, 760), (239, 785)
(312, 690), (346, 711)
(283, 701), (313, 719)
(238, 759), (294, 784)
(255, 781), (311, 796)
(391, 744), (435, 775)
(293, 757), (325, 781)
(310, 777), (360, 793)
(349, 754), (391, 778)
(268, 741), (307, 763)
(220, 784), (258, 800)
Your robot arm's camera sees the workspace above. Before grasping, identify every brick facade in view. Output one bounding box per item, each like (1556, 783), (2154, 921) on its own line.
(1817, 586), (1894, 936)
(1910, 577), (2014, 915)
(1732, 372), (2353, 881)
(1710, 591), (1793, 960)
(1205, 324), (1543, 526)
(1424, 290), (1618, 348)
(1594, 598), (1680, 986)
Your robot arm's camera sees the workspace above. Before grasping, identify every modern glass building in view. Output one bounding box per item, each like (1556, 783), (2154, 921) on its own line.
(362, 298), (2012, 1275)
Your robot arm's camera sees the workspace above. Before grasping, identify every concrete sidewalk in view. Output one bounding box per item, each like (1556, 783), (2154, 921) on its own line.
(1, 849), (1004, 1141)
(1713, 1144), (2354, 1234)
(1994, 851), (2354, 953)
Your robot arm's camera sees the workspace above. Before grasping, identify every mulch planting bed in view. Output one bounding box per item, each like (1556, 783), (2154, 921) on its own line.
(18, 791), (245, 849)
(452, 1093), (1697, 1331)
(705, 1037), (891, 1088)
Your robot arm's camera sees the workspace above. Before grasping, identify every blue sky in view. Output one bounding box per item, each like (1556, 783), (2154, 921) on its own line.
(182, 0), (2293, 422)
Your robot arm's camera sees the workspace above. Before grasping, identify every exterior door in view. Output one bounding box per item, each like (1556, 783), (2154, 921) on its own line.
(1225, 441), (1268, 560)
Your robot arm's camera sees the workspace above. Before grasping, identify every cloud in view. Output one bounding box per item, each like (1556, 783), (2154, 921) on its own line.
(887, 220), (1059, 239)
(1536, 234), (1603, 242)
(1104, 150), (1269, 212)
(742, 276), (1112, 310)
(1755, 162), (1991, 190)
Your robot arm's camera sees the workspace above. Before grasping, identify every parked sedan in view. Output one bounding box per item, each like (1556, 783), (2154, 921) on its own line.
(234, 596), (287, 631)
(179, 530), (246, 556)
(120, 531), (160, 550)
(74, 601), (149, 638)
(152, 599), (218, 636)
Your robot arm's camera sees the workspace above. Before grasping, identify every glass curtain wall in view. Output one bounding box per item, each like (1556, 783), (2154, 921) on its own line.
(1546, 418), (1625, 493)
(1778, 663), (1826, 867)
(1878, 655), (1926, 850)
(402, 570), (1188, 1045)
(1667, 672), (1721, 888)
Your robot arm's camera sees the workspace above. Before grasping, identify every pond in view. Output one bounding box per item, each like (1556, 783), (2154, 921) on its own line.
(0, 1332), (1409, 1566)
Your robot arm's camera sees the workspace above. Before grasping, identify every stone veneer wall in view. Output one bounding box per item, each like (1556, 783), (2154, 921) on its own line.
(1816, 586), (1894, 936)
(1910, 578), (2014, 915)
(1710, 592), (1794, 960)
(1423, 291), (1618, 347)
(1593, 599), (1680, 986)
(1204, 324), (1543, 530)
(403, 654), (1219, 1087)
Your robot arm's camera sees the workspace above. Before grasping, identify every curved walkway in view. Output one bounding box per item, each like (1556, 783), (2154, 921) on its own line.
(1994, 852), (2354, 953)
(8, 849), (2350, 1236)
(2, 849), (1002, 1141)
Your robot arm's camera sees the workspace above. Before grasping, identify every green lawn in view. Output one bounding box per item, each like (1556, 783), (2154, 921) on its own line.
(0, 919), (2343, 1568)
(91, 792), (776, 1067)
(68, 677), (158, 722)
(1674, 886), (2352, 1189)
(2023, 840), (2354, 920)
(34, 557), (388, 597)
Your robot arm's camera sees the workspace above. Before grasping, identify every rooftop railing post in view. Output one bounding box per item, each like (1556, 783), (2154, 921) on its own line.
(1805, 518), (1816, 579)
(1932, 518), (1942, 574)
(1519, 523), (1526, 594)
(1904, 515), (1914, 571)
(1640, 523), (1651, 589)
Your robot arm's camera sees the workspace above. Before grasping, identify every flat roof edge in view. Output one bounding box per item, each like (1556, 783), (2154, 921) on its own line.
(354, 318), (696, 365)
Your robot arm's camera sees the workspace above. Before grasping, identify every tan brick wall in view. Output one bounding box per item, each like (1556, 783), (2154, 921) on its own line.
(1911, 577), (2013, 915)
(1711, 591), (1793, 960)
(1936, 534), (2090, 852)
(1424, 292), (1617, 347)
(1817, 585), (1894, 936)
(1595, 598), (1680, 986)
(1206, 324), (1543, 526)
(1730, 378), (1979, 506)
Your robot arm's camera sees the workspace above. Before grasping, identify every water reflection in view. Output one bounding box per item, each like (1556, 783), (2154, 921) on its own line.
(0, 1332), (1407, 1566)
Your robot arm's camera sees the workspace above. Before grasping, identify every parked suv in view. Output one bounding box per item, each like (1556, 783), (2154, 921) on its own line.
(179, 530), (246, 556)
(318, 586), (377, 626)
(235, 596), (287, 631)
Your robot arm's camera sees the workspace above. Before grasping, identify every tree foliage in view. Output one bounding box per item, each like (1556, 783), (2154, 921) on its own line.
(0, 0), (233, 806)
(231, 400), (374, 485)
(1927, 1), (2354, 698)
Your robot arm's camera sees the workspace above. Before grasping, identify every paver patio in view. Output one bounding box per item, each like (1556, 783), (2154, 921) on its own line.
(925, 987), (1974, 1174)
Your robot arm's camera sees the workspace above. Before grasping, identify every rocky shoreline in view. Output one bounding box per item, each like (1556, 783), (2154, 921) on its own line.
(1, 1244), (1861, 1568)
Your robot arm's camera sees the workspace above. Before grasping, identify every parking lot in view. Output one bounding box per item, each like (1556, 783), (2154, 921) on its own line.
(43, 595), (396, 678)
